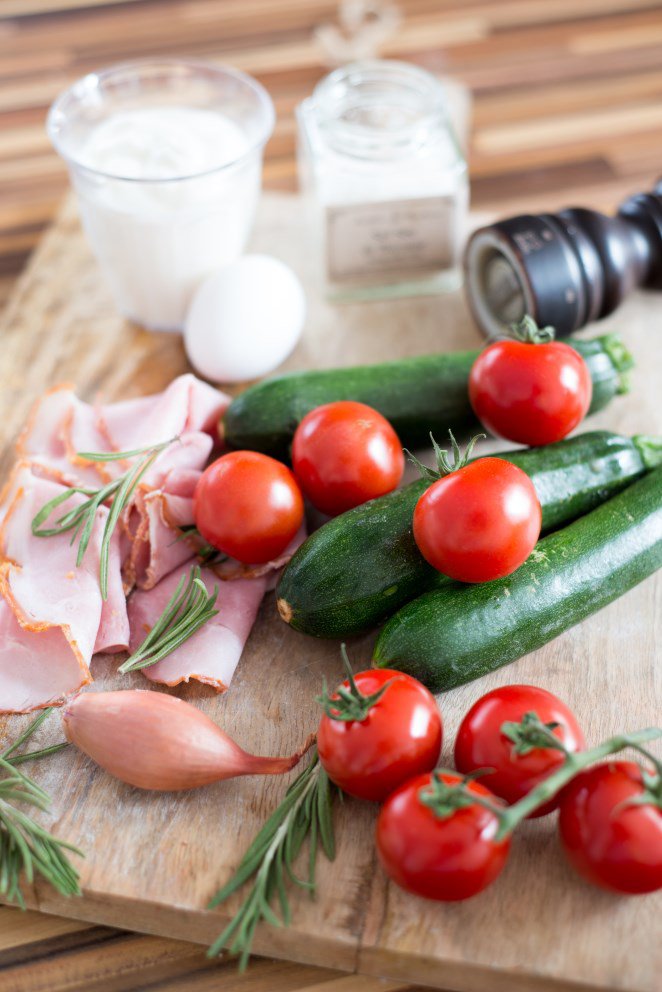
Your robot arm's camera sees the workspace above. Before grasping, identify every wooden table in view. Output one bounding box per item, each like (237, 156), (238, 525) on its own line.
(3, 0), (662, 311)
(1, 2), (662, 990)
(0, 907), (427, 991)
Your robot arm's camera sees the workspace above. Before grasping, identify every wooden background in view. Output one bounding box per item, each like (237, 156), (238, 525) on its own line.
(1, 1), (662, 990)
(3, 0), (662, 311)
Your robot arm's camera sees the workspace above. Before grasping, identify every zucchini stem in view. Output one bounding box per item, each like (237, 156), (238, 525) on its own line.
(634, 434), (662, 471)
(600, 333), (635, 384)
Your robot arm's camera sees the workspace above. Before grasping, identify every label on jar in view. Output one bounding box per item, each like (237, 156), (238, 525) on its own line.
(325, 196), (456, 282)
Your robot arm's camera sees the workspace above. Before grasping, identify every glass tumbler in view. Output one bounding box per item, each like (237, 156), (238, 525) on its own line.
(47, 59), (275, 332)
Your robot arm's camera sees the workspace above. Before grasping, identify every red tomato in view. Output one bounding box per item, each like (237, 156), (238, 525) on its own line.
(292, 401), (404, 516)
(376, 771), (511, 901)
(469, 339), (592, 446)
(558, 761), (662, 894)
(454, 685), (585, 816)
(413, 457), (541, 583)
(194, 451), (304, 564)
(317, 669), (441, 802)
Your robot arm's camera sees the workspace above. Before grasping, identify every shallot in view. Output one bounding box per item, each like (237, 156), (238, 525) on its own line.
(63, 690), (311, 791)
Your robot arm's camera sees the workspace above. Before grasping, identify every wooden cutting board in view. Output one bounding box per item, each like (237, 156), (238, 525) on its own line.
(0, 193), (660, 992)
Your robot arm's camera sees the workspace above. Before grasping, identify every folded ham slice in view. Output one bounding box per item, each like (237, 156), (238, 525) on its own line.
(17, 375), (229, 490)
(0, 374), (270, 713)
(123, 489), (196, 593)
(121, 432), (212, 591)
(15, 376), (229, 599)
(95, 528), (131, 655)
(0, 605), (90, 714)
(0, 467), (128, 713)
(98, 374), (228, 452)
(16, 384), (111, 488)
(134, 430), (213, 508)
(125, 527), (307, 691)
(127, 562), (269, 691)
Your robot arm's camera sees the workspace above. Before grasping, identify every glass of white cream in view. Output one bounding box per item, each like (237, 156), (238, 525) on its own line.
(47, 60), (275, 331)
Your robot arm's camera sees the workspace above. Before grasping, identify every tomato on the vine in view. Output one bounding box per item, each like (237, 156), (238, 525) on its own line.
(454, 685), (585, 816)
(468, 317), (592, 446)
(376, 771), (511, 901)
(292, 401), (404, 516)
(413, 455), (541, 583)
(317, 667), (441, 802)
(194, 450), (304, 564)
(558, 761), (662, 894)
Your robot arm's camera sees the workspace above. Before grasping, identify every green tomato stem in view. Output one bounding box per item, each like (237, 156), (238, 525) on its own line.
(316, 644), (391, 723)
(495, 727), (662, 840)
(509, 315), (555, 344)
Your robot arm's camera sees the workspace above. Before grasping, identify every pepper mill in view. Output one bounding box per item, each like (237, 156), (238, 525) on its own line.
(464, 181), (662, 337)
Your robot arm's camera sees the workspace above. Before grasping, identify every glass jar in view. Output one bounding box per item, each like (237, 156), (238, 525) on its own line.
(48, 60), (274, 332)
(297, 60), (469, 302)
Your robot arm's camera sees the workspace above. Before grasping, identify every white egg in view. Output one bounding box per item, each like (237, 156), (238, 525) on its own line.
(184, 254), (306, 382)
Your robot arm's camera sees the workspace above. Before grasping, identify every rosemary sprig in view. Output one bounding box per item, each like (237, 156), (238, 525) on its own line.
(119, 566), (219, 674)
(207, 750), (336, 970)
(31, 436), (178, 599)
(0, 709), (82, 908)
(1, 708), (70, 767)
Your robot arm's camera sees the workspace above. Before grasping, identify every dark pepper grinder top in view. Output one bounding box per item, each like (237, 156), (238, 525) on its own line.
(464, 181), (662, 338)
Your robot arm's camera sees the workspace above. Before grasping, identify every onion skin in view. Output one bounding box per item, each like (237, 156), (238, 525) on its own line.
(63, 690), (308, 791)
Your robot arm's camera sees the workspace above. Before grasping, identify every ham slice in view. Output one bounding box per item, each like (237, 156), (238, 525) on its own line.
(98, 374), (228, 452)
(16, 380), (223, 594)
(121, 432), (212, 590)
(127, 562), (268, 691)
(16, 385), (110, 488)
(15, 378), (229, 595)
(0, 604), (90, 714)
(124, 489), (196, 592)
(211, 524), (307, 589)
(17, 375), (229, 489)
(0, 374), (244, 712)
(125, 528), (307, 690)
(0, 467), (128, 713)
(95, 528), (131, 655)
(136, 430), (212, 500)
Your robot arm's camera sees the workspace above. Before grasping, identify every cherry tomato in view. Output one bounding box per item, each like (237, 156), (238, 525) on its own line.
(455, 685), (585, 816)
(558, 761), (662, 894)
(469, 339), (592, 446)
(317, 669), (441, 802)
(376, 771), (511, 901)
(292, 401), (404, 516)
(193, 451), (304, 564)
(413, 457), (541, 583)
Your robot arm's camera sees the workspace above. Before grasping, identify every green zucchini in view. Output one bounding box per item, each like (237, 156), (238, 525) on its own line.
(276, 432), (662, 638)
(373, 466), (662, 692)
(223, 334), (632, 459)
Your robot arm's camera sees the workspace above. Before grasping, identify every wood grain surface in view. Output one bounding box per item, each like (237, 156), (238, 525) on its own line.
(0, 192), (660, 992)
(0, 907), (427, 992)
(3, 0), (662, 310)
(2, 3), (662, 990)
